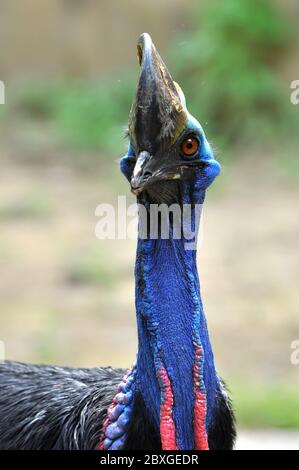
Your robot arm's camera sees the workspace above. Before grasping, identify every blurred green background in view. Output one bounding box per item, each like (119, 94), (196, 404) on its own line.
(0, 0), (298, 435)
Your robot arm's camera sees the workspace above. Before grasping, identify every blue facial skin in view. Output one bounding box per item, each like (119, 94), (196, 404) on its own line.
(120, 114), (221, 450)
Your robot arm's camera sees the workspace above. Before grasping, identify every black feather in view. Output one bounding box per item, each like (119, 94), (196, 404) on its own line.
(124, 393), (161, 450)
(0, 361), (235, 450)
(208, 382), (237, 450)
(0, 361), (123, 450)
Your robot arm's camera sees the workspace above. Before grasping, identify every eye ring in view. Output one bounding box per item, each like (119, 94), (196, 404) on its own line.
(181, 136), (200, 157)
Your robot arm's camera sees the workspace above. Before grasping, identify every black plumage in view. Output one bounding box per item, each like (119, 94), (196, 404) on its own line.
(0, 361), (235, 450)
(0, 361), (122, 450)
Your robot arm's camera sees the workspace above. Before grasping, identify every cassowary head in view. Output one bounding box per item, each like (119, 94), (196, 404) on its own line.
(121, 33), (220, 205)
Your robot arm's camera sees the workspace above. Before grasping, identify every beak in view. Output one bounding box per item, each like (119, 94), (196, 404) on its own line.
(128, 33), (187, 194)
(130, 150), (151, 195)
(130, 149), (185, 196)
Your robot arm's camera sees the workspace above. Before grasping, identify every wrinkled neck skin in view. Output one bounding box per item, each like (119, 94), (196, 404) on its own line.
(133, 176), (218, 450)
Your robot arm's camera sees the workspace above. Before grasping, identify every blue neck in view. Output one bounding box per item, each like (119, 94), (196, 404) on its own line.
(133, 184), (218, 450)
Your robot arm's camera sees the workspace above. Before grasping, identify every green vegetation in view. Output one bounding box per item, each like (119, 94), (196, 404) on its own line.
(4, 0), (296, 159)
(0, 192), (52, 220)
(233, 382), (299, 428)
(12, 75), (136, 155)
(173, 0), (295, 147)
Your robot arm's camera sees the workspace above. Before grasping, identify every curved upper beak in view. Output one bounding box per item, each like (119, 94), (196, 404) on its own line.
(128, 33), (187, 194)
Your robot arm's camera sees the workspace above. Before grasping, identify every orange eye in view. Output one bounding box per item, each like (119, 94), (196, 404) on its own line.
(181, 137), (199, 157)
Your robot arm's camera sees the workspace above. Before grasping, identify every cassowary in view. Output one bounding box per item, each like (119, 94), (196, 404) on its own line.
(0, 33), (236, 450)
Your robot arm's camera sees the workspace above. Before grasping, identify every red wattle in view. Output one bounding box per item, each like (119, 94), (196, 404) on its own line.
(193, 345), (209, 450)
(157, 365), (178, 450)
